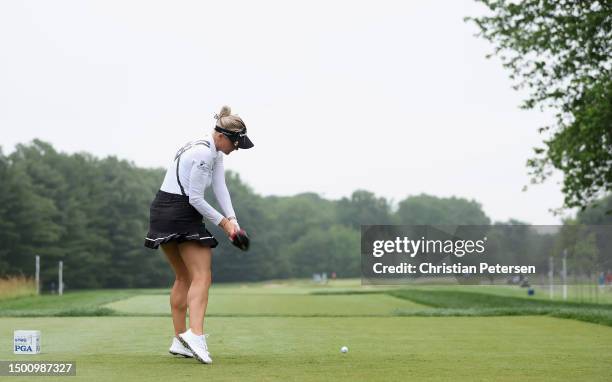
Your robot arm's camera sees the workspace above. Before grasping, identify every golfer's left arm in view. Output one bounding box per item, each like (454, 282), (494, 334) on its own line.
(212, 155), (239, 229)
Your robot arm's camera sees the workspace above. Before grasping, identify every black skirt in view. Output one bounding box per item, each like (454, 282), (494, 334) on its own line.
(144, 190), (219, 249)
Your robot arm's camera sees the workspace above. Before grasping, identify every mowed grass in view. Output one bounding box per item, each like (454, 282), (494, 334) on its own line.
(2, 280), (612, 381)
(105, 294), (425, 316)
(410, 284), (612, 305)
(104, 279), (422, 316)
(1, 316), (611, 381)
(0, 289), (164, 317)
(2, 281), (612, 325)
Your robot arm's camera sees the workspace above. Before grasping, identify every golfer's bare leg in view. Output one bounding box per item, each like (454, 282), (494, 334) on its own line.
(161, 242), (191, 336)
(178, 242), (212, 336)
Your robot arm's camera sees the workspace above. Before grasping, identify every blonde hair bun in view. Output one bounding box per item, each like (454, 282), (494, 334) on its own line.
(219, 105), (232, 118)
(214, 104), (246, 132)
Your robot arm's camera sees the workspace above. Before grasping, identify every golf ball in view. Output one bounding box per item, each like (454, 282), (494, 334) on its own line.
(340, 346), (348, 353)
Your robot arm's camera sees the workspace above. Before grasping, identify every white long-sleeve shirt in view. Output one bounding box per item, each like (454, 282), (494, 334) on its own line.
(160, 135), (236, 226)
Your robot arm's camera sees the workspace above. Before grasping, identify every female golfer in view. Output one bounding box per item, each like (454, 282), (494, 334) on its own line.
(144, 105), (253, 364)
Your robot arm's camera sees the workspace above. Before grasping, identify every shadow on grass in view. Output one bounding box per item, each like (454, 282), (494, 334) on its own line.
(390, 289), (612, 327)
(313, 289), (612, 327)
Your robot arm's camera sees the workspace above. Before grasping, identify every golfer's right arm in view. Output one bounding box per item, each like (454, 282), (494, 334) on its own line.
(187, 160), (226, 227)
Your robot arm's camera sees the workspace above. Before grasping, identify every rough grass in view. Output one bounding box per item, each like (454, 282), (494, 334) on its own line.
(0, 276), (36, 300)
(388, 289), (612, 309)
(309, 288), (612, 327)
(0, 289), (158, 317)
(389, 289), (612, 327)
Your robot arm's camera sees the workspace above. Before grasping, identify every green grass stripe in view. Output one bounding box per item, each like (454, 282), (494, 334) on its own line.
(104, 293), (426, 316)
(1, 316), (611, 381)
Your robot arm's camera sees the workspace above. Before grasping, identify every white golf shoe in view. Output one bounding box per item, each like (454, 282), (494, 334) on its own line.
(178, 329), (213, 364)
(169, 336), (193, 358)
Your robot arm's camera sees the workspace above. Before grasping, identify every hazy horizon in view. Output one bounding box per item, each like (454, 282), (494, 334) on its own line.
(0, 0), (573, 224)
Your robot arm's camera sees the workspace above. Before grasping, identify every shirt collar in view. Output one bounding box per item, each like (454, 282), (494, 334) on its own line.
(206, 133), (217, 153)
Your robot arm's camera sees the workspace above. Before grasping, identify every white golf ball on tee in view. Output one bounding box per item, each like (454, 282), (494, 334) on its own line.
(340, 346), (348, 353)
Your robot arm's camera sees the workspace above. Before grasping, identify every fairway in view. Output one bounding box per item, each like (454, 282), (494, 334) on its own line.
(2, 282), (612, 381)
(105, 293), (426, 316)
(1, 316), (611, 381)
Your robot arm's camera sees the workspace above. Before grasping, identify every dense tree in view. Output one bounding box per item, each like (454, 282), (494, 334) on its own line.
(467, 1), (612, 212)
(6, 140), (602, 288)
(285, 225), (360, 278)
(575, 194), (612, 272)
(396, 194), (491, 225)
(577, 194), (612, 224)
(0, 141), (170, 288)
(337, 190), (394, 229)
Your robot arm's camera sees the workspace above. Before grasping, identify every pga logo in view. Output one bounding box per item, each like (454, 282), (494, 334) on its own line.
(13, 330), (41, 354)
(14, 336), (32, 352)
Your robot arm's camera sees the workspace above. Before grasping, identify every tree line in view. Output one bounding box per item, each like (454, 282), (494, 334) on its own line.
(0, 140), (609, 289)
(467, 0), (611, 212)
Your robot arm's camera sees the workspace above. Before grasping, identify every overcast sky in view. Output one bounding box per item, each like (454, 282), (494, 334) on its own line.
(0, 0), (571, 224)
